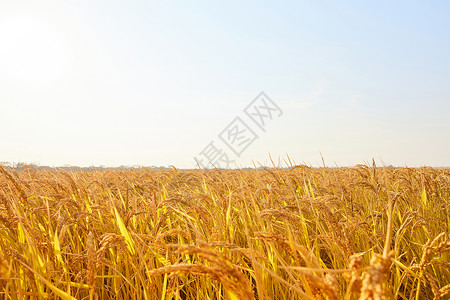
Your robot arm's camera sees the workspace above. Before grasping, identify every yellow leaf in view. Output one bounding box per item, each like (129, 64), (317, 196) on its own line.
(421, 187), (427, 208)
(17, 223), (26, 243)
(113, 207), (135, 255)
(227, 290), (240, 300)
(19, 262), (76, 300)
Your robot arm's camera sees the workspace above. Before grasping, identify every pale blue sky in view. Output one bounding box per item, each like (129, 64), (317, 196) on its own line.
(1, 1), (449, 168)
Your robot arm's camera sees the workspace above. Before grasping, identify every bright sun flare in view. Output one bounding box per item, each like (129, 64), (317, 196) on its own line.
(0, 17), (71, 86)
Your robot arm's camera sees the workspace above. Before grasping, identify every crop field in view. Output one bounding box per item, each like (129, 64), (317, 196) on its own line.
(0, 164), (449, 299)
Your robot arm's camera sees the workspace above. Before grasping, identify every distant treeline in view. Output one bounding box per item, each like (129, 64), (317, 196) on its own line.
(0, 162), (263, 171)
(2, 162), (443, 171)
(0, 162), (171, 171)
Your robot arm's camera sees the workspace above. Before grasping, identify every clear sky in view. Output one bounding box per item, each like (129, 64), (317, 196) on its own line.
(1, 1), (449, 168)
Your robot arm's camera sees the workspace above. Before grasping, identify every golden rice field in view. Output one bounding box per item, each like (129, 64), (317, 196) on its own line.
(0, 164), (449, 299)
